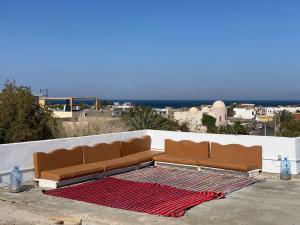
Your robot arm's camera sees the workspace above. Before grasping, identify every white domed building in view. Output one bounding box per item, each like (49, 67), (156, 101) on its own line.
(209, 100), (228, 127)
(189, 107), (199, 114)
(174, 106), (202, 131)
(173, 100), (228, 132)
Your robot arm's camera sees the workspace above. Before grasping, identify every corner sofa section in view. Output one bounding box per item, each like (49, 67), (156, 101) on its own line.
(153, 139), (262, 175)
(33, 136), (263, 188)
(153, 139), (209, 166)
(33, 135), (163, 188)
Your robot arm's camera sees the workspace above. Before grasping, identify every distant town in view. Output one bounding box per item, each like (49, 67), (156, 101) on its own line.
(33, 89), (300, 137)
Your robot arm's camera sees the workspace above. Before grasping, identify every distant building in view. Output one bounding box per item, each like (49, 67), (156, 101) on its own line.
(256, 115), (273, 123)
(257, 106), (300, 116)
(153, 108), (166, 114)
(174, 100), (228, 132)
(210, 101), (228, 127)
(112, 108), (125, 116)
(38, 96), (99, 118)
(112, 102), (134, 110)
(165, 107), (185, 119)
(233, 104), (256, 120)
(111, 102), (134, 116)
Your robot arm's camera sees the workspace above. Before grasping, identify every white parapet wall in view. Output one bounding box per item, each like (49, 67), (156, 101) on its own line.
(0, 130), (299, 187)
(146, 130), (300, 175)
(0, 130), (147, 187)
(296, 137), (300, 173)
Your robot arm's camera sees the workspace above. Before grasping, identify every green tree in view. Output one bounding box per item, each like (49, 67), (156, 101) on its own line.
(123, 106), (187, 131)
(274, 110), (294, 132)
(201, 113), (217, 133)
(218, 122), (247, 135)
(227, 103), (237, 117)
(0, 80), (62, 143)
(178, 121), (190, 132)
(278, 121), (300, 137)
(231, 121), (248, 134)
(274, 110), (300, 137)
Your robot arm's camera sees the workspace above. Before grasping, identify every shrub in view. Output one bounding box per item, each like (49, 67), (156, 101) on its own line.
(0, 80), (62, 143)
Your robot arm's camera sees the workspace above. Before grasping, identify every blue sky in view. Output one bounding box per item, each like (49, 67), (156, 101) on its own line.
(0, 0), (299, 100)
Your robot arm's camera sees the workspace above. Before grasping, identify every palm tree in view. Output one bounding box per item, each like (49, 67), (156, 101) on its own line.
(123, 106), (180, 131)
(217, 122), (247, 135)
(274, 110), (294, 132)
(201, 114), (217, 133)
(232, 121), (248, 135)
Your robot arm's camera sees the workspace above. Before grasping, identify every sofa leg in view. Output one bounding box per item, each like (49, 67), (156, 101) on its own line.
(37, 179), (58, 189)
(248, 169), (261, 178)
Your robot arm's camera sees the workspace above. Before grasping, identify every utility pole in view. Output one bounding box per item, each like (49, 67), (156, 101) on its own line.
(264, 122), (267, 136)
(274, 117), (277, 136)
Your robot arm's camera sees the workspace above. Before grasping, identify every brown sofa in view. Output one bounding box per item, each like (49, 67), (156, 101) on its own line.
(153, 139), (262, 172)
(33, 135), (163, 182)
(153, 139), (210, 166)
(198, 142), (262, 172)
(34, 146), (95, 181)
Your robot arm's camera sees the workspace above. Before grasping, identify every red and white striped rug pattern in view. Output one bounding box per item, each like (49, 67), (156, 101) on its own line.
(44, 177), (223, 217)
(114, 166), (263, 195)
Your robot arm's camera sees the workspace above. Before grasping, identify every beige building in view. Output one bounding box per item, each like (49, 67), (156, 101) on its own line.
(174, 100), (228, 132)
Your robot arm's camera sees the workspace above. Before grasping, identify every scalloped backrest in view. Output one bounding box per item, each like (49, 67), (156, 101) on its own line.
(211, 142), (262, 169)
(165, 139), (209, 160)
(33, 146), (84, 178)
(83, 141), (121, 163)
(120, 136), (151, 157)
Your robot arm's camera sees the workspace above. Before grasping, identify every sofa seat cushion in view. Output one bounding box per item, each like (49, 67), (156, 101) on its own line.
(153, 154), (198, 166)
(93, 157), (139, 171)
(125, 150), (163, 164)
(41, 163), (105, 181)
(198, 159), (258, 172)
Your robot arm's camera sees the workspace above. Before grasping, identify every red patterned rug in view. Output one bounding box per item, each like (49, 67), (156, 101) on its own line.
(44, 177), (223, 217)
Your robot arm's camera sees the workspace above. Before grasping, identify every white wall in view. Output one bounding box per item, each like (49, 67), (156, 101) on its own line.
(0, 130), (147, 186)
(295, 137), (300, 173)
(1, 130), (299, 187)
(146, 130), (299, 174)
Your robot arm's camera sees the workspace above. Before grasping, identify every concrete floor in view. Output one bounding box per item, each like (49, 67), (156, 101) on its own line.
(0, 175), (300, 225)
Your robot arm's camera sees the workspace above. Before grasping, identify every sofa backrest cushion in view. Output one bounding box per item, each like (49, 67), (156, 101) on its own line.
(33, 146), (84, 178)
(120, 135), (151, 157)
(210, 142), (262, 169)
(83, 141), (121, 163)
(165, 139), (209, 160)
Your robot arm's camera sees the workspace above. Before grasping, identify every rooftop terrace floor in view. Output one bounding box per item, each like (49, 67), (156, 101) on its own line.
(0, 174), (300, 225)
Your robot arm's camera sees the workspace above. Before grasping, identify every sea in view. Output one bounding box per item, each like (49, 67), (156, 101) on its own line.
(110, 100), (300, 108)
(47, 99), (300, 108)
